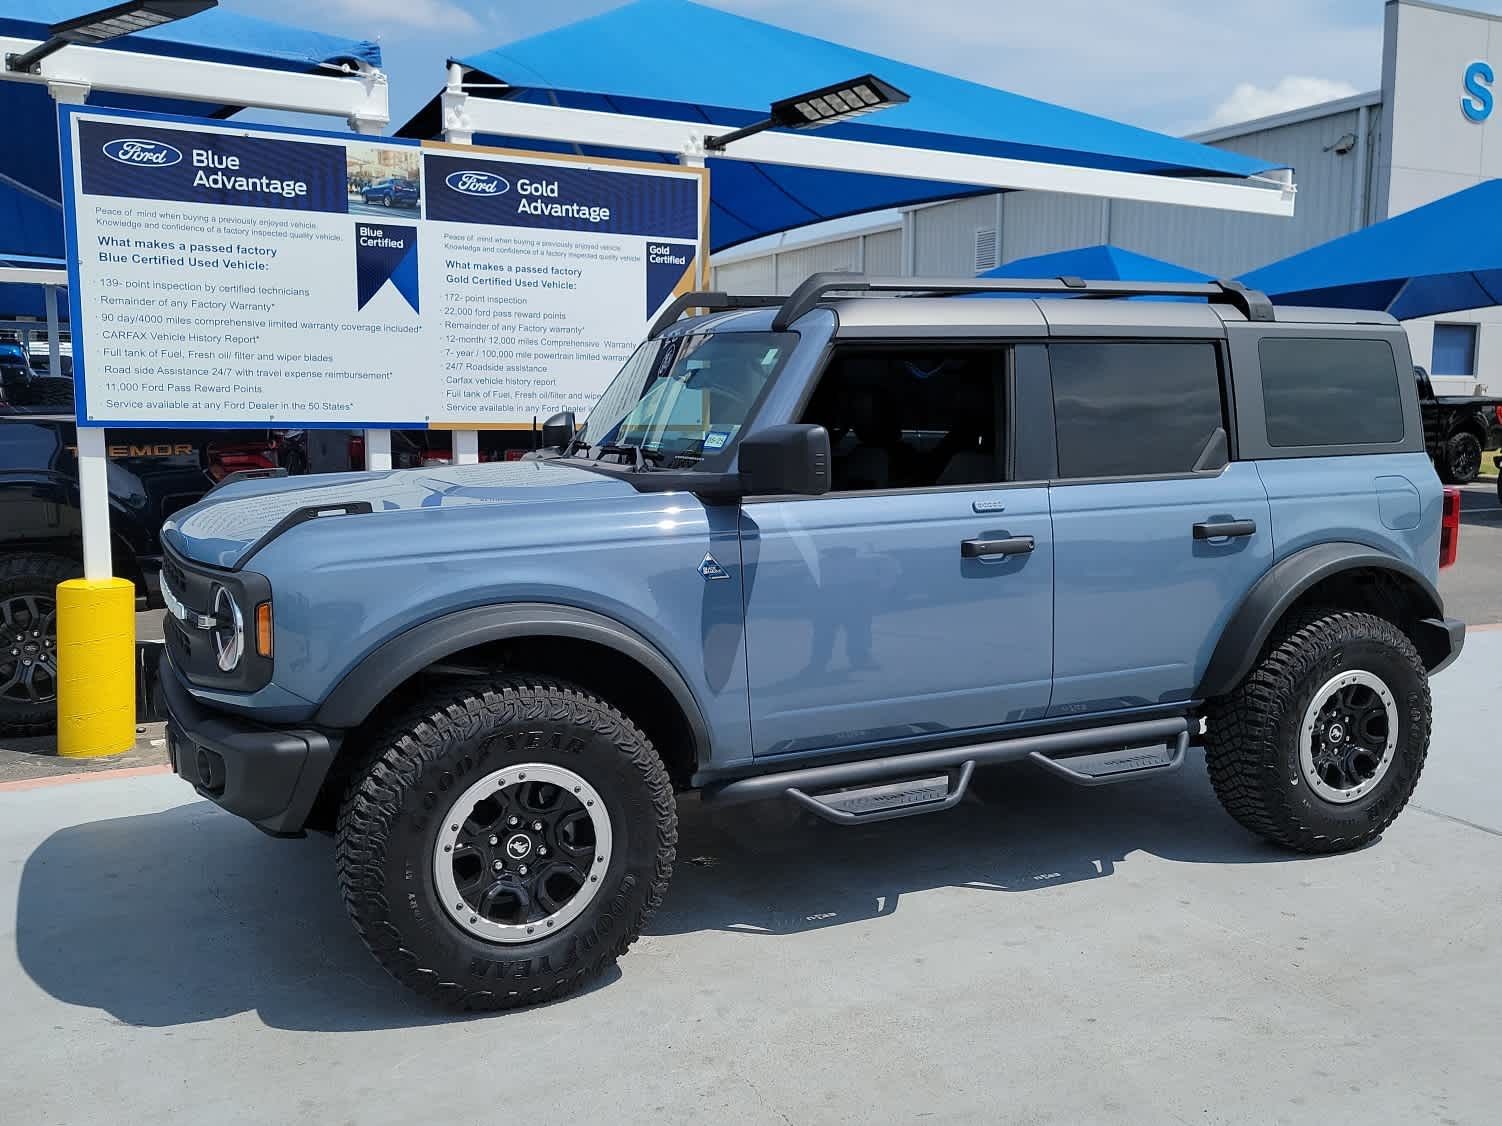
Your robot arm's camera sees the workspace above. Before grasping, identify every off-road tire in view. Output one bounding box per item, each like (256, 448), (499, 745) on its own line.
(1441, 431), (1483, 485)
(1204, 609), (1430, 854)
(335, 677), (676, 1010)
(0, 553), (77, 737)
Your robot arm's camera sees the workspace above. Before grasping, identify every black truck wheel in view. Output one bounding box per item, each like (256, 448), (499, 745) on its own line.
(1204, 609), (1430, 854)
(0, 553), (76, 737)
(1441, 431), (1483, 485)
(335, 677), (677, 1010)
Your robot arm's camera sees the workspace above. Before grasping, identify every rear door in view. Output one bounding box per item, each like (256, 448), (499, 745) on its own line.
(1045, 338), (1273, 716)
(740, 341), (1054, 757)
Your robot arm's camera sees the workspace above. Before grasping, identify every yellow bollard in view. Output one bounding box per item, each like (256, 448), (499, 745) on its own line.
(55, 577), (136, 758)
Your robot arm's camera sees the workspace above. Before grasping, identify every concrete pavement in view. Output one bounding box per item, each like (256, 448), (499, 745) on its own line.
(2, 632), (1500, 1124)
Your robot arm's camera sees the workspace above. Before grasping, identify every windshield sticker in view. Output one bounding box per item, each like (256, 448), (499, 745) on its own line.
(703, 429), (730, 450)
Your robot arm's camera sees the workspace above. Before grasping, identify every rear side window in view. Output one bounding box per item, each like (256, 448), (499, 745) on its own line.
(1259, 337), (1403, 447)
(1049, 341), (1225, 478)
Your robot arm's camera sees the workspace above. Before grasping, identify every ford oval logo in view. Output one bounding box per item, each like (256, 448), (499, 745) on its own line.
(446, 170), (509, 196)
(103, 138), (183, 168)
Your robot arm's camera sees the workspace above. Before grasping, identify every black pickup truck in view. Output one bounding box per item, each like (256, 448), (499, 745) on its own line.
(0, 380), (301, 735)
(1417, 365), (1502, 484)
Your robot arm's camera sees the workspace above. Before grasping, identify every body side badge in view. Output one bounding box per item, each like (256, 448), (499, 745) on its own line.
(699, 553), (731, 581)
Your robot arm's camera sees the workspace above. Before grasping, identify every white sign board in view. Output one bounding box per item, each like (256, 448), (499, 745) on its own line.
(59, 106), (707, 429)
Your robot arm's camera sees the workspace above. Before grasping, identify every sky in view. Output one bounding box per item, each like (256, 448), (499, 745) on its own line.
(227, 0), (1502, 137)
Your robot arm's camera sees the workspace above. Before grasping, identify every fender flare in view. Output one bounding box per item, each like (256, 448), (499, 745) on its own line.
(313, 602), (711, 761)
(1196, 542), (1445, 698)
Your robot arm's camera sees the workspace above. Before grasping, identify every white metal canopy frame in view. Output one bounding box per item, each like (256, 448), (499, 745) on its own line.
(438, 70), (1298, 218)
(0, 13), (392, 581)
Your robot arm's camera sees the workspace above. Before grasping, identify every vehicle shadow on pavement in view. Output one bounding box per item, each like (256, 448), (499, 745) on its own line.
(13, 800), (619, 1031)
(651, 749), (1318, 937)
(15, 752), (1314, 1028)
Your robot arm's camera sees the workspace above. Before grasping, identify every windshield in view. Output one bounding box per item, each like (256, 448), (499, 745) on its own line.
(575, 331), (795, 466)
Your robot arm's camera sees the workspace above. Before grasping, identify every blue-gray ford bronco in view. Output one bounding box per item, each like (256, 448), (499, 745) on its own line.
(160, 273), (1466, 1009)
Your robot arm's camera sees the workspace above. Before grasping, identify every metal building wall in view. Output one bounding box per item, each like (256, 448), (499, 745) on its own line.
(774, 237), (861, 291)
(1108, 104), (1375, 276)
(713, 255), (775, 293)
(912, 194), (998, 274)
(1001, 192), (1108, 259)
(864, 228), (902, 274)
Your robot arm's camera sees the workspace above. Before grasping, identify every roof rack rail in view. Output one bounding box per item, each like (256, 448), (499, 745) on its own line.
(769, 272), (1276, 331)
(648, 292), (785, 339)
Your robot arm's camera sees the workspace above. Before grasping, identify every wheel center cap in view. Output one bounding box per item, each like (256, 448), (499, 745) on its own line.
(504, 833), (533, 861)
(22, 642), (38, 656)
(1328, 722), (1346, 743)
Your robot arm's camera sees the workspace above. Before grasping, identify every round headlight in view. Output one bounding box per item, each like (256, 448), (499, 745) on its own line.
(211, 585), (244, 672)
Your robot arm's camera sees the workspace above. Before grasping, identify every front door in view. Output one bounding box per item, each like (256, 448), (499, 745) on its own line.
(740, 343), (1054, 758)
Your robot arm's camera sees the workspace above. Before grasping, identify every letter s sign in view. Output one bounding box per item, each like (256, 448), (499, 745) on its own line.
(1463, 60), (1494, 122)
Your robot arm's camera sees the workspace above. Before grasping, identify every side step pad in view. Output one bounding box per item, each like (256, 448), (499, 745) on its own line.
(789, 762), (976, 825)
(1029, 732), (1189, 787)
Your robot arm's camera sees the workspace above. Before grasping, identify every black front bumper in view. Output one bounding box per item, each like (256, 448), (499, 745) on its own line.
(160, 654), (340, 837)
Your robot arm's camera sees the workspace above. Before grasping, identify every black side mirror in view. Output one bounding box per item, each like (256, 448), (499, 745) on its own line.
(540, 410), (576, 450)
(738, 424), (831, 496)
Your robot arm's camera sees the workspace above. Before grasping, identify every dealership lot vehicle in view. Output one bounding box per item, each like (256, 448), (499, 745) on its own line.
(1415, 364), (1502, 484)
(158, 273), (1465, 1009)
(0, 398), (303, 737)
(359, 177), (419, 208)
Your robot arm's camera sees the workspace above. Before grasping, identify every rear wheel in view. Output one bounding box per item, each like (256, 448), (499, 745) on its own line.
(335, 677), (676, 1009)
(0, 553), (76, 737)
(1204, 609), (1429, 853)
(1441, 431), (1483, 485)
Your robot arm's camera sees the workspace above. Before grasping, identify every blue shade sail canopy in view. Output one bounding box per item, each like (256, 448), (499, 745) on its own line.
(1240, 180), (1502, 319)
(412, 0), (1284, 252)
(982, 244), (1209, 283)
(0, 2), (382, 223)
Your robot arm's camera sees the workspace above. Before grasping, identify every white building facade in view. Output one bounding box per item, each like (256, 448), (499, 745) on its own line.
(712, 0), (1502, 396)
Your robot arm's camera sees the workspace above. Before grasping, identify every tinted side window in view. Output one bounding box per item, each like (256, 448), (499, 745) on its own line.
(1050, 341), (1225, 478)
(1259, 337), (1403, 447)
(799, 345), (1007, 491)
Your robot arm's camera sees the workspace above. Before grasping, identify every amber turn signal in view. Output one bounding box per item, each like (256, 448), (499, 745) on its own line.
(255, 602), (273, 658)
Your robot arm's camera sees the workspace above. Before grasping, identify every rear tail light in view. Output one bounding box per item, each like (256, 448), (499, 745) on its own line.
(1440, 485), (1461, 569)
(348, 435), (365, 469)
(207, 443), (277, 482)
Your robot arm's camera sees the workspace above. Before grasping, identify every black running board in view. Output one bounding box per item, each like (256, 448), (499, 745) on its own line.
(701, 716), (1191, 824)
(788, 762), (976, 825)
(1029, 731), (1189, 786)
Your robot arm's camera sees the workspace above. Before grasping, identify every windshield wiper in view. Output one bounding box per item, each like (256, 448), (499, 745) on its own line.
(595, 442), (651, 470)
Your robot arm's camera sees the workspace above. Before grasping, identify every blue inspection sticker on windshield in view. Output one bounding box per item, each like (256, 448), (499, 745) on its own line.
(703, 429), (731, 450)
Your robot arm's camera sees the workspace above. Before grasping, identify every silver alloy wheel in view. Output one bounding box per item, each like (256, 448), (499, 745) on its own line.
(433, 762), (613, 944)
(1298, 670), (1399, 804)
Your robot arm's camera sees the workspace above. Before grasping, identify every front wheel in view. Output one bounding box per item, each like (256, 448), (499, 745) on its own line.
(335, 678), (676, 1009)
(1204, 609), (1430, 854)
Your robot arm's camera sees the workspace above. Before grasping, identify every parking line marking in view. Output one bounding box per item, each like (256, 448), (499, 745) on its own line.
(0, 764), (171, 792)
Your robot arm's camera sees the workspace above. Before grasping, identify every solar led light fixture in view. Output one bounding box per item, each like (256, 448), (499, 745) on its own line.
(6, 0), (218, 73)
(704, 73), (909, 151)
